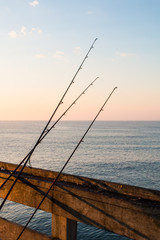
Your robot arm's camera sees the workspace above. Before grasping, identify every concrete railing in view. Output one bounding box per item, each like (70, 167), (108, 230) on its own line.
(0, 161), (160, 240)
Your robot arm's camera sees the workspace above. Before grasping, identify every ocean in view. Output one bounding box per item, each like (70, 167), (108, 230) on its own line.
(0, 121), (160, 239)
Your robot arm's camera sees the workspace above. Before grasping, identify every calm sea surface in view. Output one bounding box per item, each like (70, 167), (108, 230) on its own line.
(0, 121), (160, 239)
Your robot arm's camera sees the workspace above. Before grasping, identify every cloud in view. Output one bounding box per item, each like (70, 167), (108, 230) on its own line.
(53, 51), (65, 59)
(119, 52), (136, 57)
(20, 26), (27, 36)
(35, 54), (45, 58)
(87, 10), (93, 15)
(8, 30), (17, 38)
(30, 27), (42, 34)
(37, 29), (42, 34)
(8, 26), (42, 39)
(74, 47), (83, 55)
(112, 51), (136, 62)
(29, 1), (39, 7)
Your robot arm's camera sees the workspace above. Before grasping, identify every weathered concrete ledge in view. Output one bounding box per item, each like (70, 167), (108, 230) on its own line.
(0, 161), (160, 240)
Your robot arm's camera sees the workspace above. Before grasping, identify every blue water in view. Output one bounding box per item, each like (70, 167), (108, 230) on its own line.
(0, 121), (160, 239)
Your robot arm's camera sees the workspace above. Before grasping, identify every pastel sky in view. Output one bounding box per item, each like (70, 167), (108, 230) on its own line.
(0, 0), (160, 121)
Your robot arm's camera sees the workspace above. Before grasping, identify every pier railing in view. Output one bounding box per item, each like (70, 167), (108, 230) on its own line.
(0, 161), (160, 240)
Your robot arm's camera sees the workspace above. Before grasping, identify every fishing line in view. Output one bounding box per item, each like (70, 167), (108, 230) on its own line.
(0, 38), (98, 210)
(16, 87), (117, 239)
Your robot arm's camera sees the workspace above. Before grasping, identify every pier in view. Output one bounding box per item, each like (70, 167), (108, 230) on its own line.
(0, 161), (160, 240)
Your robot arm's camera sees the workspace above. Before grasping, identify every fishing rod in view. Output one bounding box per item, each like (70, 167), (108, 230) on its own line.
(0, 38), (97, 210)
(0, 77), (98, 191)
(0, 77), (99, 210)
(16, 86), (117, 240)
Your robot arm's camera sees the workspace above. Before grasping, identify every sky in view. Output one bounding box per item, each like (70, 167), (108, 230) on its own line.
(0, 0), (160, 121)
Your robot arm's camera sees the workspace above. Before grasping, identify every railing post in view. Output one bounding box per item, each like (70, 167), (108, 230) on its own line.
(52, 214), (77, 240)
